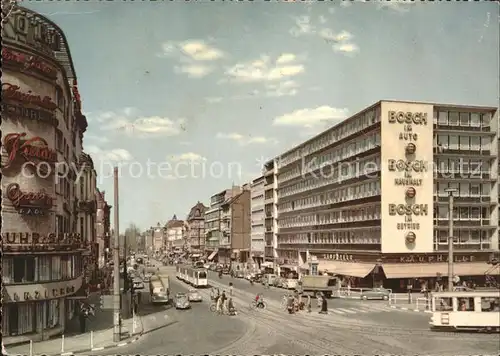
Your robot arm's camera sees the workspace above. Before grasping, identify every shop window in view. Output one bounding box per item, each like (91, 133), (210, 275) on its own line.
(13, 257), (25, 283)
(9, 304), (19, 335)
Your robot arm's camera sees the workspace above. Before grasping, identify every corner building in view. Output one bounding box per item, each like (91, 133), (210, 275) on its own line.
(275, 100), (499, 291)
(2, 8), (92, 344)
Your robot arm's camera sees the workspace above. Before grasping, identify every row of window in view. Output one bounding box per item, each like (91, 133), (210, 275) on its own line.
(436, 134), (492, 150)
(279, 205), (381, 228)
(278, 180), (381, 213)
(434, 229), (493, 243)
(2, 300), (63, 336)
(434, 159), (490, 174)
(435, 206), (493, 220)
(2, 256), (83, 284)
(279, 156), (381, 199)
(279, 131), (381, 184)
(436, 111), (491, 127)
(278, 228), (382, 245)
(279, 108), (380, 167)
(435, 182), (492, 197)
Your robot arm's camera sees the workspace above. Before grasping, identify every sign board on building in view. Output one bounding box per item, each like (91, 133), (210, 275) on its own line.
(3, 132), (57, 170)
(6, 183), (53, 216)
(380, 103), (434, 253)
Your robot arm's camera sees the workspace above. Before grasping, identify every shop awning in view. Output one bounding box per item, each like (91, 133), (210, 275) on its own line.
(318, 261), (376, 278)
(280, 264), (297, 269)
(382, 262), (492, 279)
(207, 250), (218, 261)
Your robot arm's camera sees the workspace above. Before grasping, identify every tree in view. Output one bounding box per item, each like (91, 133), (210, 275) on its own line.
(124, 223), (141, 253)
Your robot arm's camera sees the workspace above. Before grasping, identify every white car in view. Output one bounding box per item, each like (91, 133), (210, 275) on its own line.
(174, 293), (191, 309)
(188, 289), (202, 302)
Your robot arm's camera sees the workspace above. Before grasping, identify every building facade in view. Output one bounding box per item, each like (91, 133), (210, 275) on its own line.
(96, 189), (112, 268)
(263, 160), (279, 268)
(1, 7), (92, 344)
(274, 100), (498, 291)
(186, 202), (207, 254)
(165, 215), (186, 249)
(250, 176), (265, 266)
(148, 223), (164, 254)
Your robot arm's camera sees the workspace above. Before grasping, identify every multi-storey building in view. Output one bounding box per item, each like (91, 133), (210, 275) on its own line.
(274, 100), (498, 291)
(77, 153), (98, 282)
(1, 7), (93, 344)
(250, 176), (265, 267)
(186, 202), (207, 255)
(263, 160), (279, 269)
(96, 189), (112, 268)
(165, 215), (186, 249)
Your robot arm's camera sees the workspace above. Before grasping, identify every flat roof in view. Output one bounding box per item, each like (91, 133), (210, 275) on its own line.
(275, 99), (498, 160)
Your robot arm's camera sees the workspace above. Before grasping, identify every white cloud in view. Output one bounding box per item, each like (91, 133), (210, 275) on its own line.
(88, 109), (185, 137)
(289, 15), (316, 37)
(378, 2), (418, 13)
(318, 15), (328, 24)
(276, 53), (296, 64)
(273, 106), (349, 128)
(174, 64), (213, 78)
(216, 132), (278, 145)
(84, 145), (133, 162)
(168, 152), (206, 162)
(205, 96), (223, 104)
(225, 54), (304, 83)
(320, 29), (353, 43)
(160, 40), (224, 61)
(265, 80), (299, 97)
(334, 43), (359, 54)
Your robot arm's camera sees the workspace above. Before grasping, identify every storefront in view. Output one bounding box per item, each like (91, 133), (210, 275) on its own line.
(315, 251), (498, 291)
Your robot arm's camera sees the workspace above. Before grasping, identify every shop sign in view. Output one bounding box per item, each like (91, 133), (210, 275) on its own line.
(12, 286), (76, 302)
(2, 232), (82, 245)
(2, 83), (57, 111)
(3, 132), (57, 169)
(397, 254), (476, 264)
(389, 203), (428, 231)
(2, 48), (57, 78)
(6, 183), (53, 216)
(321, 253), (354, 261)
(1, 103), (58, 126)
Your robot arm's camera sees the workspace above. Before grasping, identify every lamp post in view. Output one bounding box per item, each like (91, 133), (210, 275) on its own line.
(445, 188), (458, 291)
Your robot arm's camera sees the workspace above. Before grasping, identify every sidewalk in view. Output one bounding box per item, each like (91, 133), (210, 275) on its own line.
(6, 293), (144, 356)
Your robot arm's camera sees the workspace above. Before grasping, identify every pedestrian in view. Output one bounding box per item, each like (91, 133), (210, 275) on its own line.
(306, 295), (312, 313)
(229, 282), (233, 297)
(319, 293), (328, 314)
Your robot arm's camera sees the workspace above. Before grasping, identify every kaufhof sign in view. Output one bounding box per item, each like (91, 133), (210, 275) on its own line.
(380, 102), (434, 253)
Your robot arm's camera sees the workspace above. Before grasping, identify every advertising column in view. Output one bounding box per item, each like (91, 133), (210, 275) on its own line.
(381, 102), (434, 253)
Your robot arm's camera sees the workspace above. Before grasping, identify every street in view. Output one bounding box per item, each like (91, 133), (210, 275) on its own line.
(101, 263), (500, 355)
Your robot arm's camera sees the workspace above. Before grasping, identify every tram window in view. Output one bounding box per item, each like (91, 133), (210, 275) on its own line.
(436, 297), (453, 311)
(481, 297), (500, 312)
(198, 271), (207, 279)
(457, 297), (474, 311)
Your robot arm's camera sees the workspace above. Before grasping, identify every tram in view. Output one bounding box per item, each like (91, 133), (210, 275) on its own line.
(176, 264), (208, 288)
(429, 290), (500, 332)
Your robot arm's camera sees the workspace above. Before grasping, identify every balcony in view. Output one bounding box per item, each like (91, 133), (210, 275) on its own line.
(433, 123), (493, 133)
(77, 200), (97, 213)
(435, 196), (491, 204)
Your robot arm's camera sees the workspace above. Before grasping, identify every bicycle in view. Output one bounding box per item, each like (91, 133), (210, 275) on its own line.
(249, 300), (266, 310)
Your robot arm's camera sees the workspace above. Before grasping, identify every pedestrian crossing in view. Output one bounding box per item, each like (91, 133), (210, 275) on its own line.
(328, 304), (393, 315)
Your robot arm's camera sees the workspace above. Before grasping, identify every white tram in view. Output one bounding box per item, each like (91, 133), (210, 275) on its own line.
(176, 265), (208, 288)
(429, 291), (500, 332)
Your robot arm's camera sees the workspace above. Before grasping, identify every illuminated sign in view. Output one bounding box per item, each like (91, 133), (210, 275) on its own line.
(2, 232), (82, 245)
(3, 133), (57, 170)
(1, 103), (58, 125)
(2, 83), (57, 111)
(2, 48), (57, 78)
(6, 183), (53, 215)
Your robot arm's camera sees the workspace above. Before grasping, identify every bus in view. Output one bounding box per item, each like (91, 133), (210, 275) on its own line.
(176, 265), (208, 288)
(429, 290), (500, 332)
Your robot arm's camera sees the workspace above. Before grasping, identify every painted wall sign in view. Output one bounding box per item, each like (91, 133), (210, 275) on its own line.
(2, 83), (57, 111)
(2, 48), (57, 78)
(6, 183), (53, 215)
(3, 132), (57, 169)
(1, 103), (58, 125)
(388, 111), (428, 125)
(2, 232), (82, 245)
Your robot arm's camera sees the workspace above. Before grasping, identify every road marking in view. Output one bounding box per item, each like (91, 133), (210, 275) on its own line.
(91, 347), (105, 351)
(117, 342), (127, 347)
(336, 308), (357, 314)
(330, 309), (346, 314)
(355, 308), (370, 313)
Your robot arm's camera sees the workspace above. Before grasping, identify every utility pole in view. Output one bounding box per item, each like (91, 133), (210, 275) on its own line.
(445, 188), (457, 292)
(113, 167), (121, 342)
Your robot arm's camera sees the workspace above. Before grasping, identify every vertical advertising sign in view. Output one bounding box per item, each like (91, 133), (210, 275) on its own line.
(380, 102), (434, 253)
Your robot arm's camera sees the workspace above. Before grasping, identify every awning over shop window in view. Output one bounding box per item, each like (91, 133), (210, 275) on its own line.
(318, 261), (376, 278)
(382, 262), (492, 279)
(207, 250), (218, 261)
(280, 264), (298, 269)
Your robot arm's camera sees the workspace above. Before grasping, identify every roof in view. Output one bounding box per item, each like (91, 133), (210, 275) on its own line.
(187, 202), (207, 220)
(221, 191), (245, 207)
(166, 215), (184, 228)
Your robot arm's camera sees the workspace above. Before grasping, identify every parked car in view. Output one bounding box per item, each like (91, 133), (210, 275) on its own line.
(174, 293), (191, 309)
(188, 289), (202, 302)
(234, 270), (245, 278)
(360, 287), (391, 300)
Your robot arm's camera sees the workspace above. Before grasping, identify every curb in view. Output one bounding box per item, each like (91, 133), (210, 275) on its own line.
(390, 305), (432, 313)
(49, 334), (142, 356)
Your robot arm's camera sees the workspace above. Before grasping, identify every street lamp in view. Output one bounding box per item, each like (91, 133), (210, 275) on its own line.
(445, 188), (458, 291)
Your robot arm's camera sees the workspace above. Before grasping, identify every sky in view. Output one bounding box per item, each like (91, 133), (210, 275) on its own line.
(23, 0), (499, 232)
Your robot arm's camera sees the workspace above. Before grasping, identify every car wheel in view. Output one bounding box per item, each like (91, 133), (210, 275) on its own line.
(362, 295), (368, 300)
